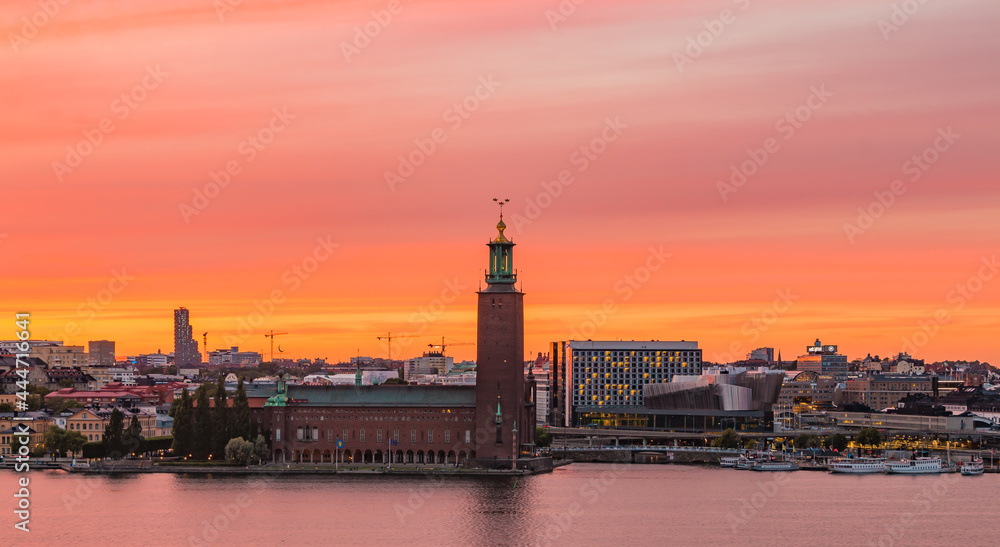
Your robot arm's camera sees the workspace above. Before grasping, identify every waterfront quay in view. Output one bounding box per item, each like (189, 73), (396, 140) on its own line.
(1, 457), (564, 476)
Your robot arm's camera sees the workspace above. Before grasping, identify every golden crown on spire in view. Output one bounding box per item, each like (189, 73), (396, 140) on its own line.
(492, 198), (510, 243)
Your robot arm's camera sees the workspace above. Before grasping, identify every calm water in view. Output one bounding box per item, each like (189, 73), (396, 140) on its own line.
(6, 463), (998, 546)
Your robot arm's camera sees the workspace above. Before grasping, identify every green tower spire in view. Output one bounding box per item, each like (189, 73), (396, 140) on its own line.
(486, 198), (516, 286)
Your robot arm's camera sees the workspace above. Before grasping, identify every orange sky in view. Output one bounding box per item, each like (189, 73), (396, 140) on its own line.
(2, 0), (998, 365)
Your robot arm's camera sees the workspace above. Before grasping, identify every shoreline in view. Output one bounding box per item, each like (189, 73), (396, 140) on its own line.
(1, 459), (572, 476)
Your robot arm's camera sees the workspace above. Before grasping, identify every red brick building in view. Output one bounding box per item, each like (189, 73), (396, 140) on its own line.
(253, 211), (536, 466)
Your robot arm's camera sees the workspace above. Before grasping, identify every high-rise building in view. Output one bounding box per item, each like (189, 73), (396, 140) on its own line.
(173, 308), (202, 366)
(88, 340), (116, 367)
(474, 208), (532, 460)
(796, 339), (848, 381)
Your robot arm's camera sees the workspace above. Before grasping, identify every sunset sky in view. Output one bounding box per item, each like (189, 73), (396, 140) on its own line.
(2, 0), (998, 365)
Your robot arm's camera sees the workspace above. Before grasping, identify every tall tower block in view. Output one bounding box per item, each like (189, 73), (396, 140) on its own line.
(475, 201), (527, 461)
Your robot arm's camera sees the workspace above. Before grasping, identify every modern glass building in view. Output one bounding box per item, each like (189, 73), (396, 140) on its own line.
(554, 340), (702, 427)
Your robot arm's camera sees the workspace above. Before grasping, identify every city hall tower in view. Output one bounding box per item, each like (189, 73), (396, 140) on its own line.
(475, 199), (529, 461)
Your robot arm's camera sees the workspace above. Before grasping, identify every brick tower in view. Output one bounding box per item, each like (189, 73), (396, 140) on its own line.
(474, 199), (527, 461)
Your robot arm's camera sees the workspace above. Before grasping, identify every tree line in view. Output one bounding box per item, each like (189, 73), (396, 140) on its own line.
(169, 376), (262, 461)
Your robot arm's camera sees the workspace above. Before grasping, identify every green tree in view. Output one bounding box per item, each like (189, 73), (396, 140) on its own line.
(0, 402), (14, 412)
(829, 433), (848, 452)
(64, 430), (87, 457)
(713, 428), (741, 449)
(46, 397), (82, 414)
(211, 376), (230, 459)
(122, 415), (143, 456)
(535, 427), (552, 448)
(856, 428), (882, 450)
(171, 389), (193, 458)
(103, 408), (126, 459)
(252, 435), (269, 465)
(44, 426), (67, 459)
(382, 377), (408, 385)
(794, 433), (814, 450)
(231, 377), (251, 442)
(26, 394), (44, 411)
(193, 385), (212, 460)
(225, 437), (254, 466)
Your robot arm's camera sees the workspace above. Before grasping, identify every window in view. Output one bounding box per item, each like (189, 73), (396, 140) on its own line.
(276, 429), (281, 441)
(377, 428), (383, 443)
(328, 429), (333, 442)
(394, 429), (399, 442)
(360, 429), (365, 443)
(428, 430), (433, 443)
(343, 428), (348, 440)
(445, 430), (450, 444)
(411, 429), (416, 443)
(297, 427), (303, 441)
(465, 430), (471, 443)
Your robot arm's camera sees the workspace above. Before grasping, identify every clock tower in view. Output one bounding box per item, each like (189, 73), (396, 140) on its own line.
(474, 199), (528, 462)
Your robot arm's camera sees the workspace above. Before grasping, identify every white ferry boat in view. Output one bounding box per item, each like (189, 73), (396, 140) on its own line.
(884, 457), (944, 474)
(751, 460), (798, 472)
(735, 456), (754, 470)
(720, 456), (741, 468)
(961, 458), (984, 476)
(829, 457), (885, 474)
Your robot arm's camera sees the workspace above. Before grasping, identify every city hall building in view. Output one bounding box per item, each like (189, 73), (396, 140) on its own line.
(253, 210), (537, 466)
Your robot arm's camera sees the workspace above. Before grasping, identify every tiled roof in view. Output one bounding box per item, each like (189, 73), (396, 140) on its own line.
(282, 385), (476, 407)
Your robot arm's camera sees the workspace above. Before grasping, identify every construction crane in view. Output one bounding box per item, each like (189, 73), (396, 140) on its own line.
(427, 336), (473, 357)
(376, 332), (415, 361)
(263, 330), (288, 363)
(202, 332), (208, 360)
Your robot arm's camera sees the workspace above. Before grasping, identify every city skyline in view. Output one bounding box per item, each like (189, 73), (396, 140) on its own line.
(4, 0), (999, 365)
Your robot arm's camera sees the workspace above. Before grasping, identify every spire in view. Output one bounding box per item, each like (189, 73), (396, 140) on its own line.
(485, 198), (516, 287)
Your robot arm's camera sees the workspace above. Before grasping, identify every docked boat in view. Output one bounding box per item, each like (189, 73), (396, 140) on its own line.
(884, 457), (944, 474)
(735, 456), (754, 470)
(961, 458), (984, 476)
(720, 456), (741, 468)
(829, 457), (885, 474)
(751, 460), (799, 471)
